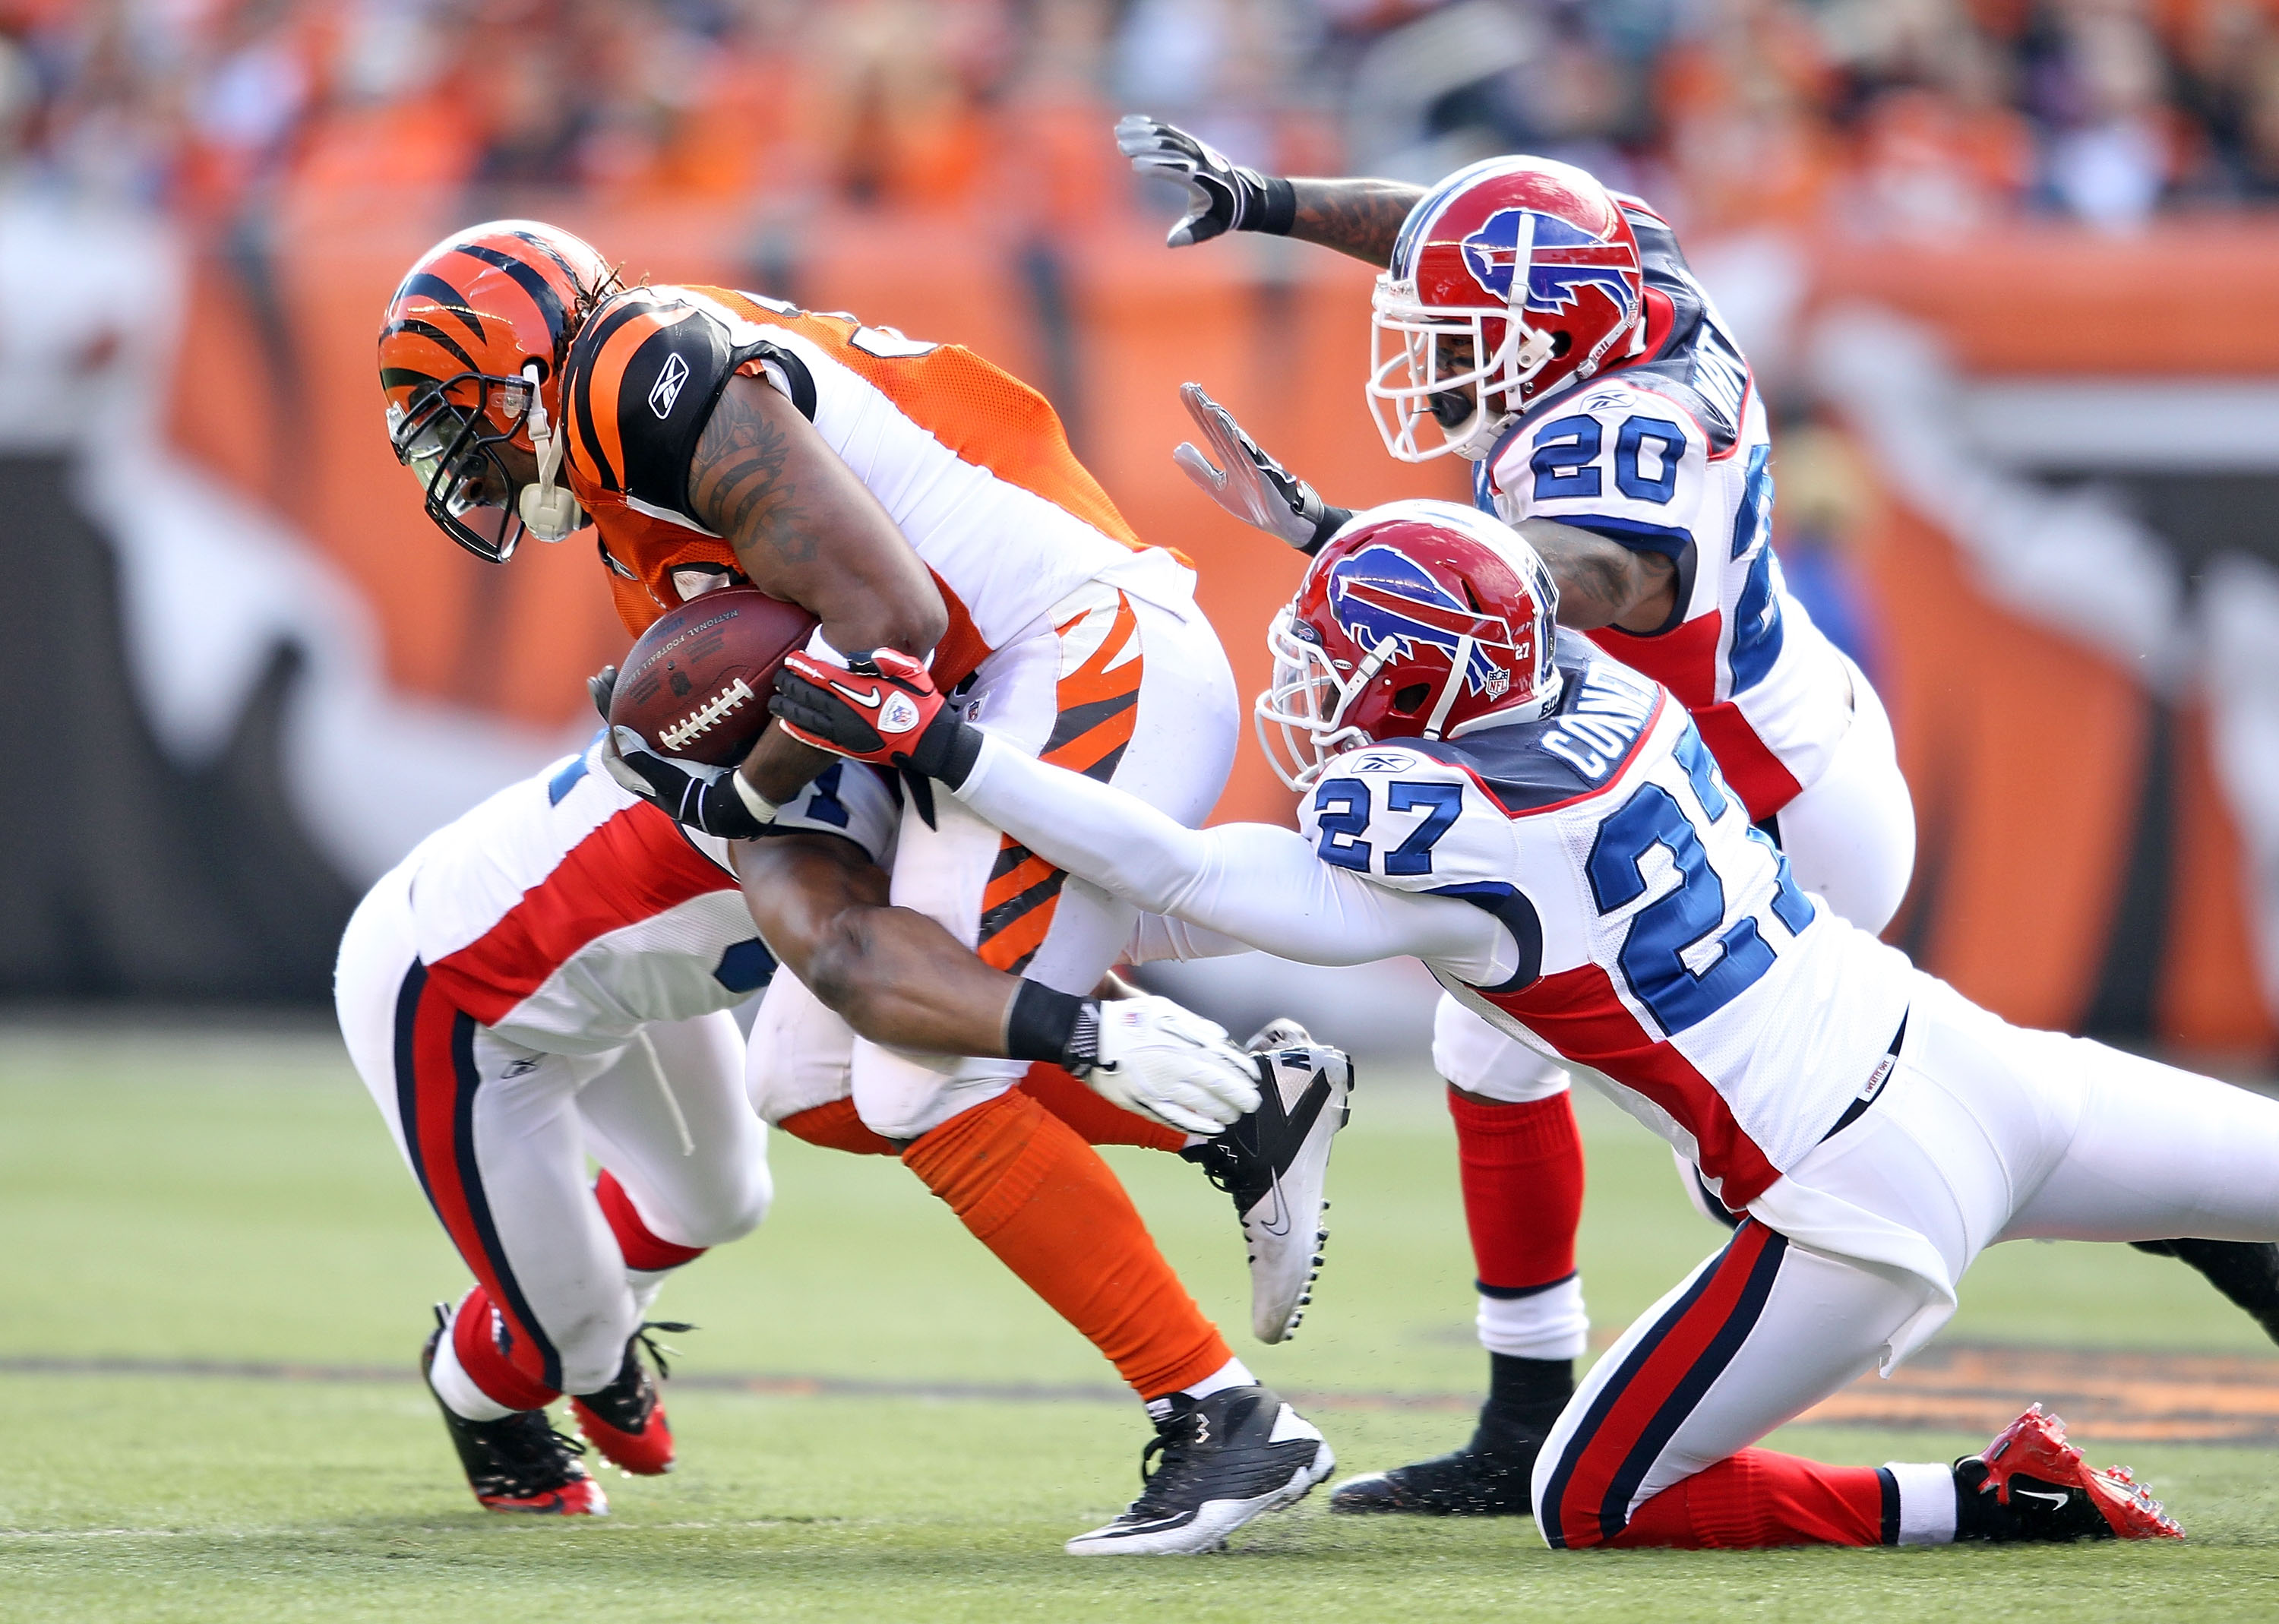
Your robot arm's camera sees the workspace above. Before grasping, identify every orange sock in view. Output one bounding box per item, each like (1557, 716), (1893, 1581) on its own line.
(1017, 1062), (1188, 1152)
(779, 1098), (899, 1156)
(902, 1088), (1231, 1400)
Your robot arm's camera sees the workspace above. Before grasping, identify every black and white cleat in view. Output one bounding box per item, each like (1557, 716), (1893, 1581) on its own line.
(1065, 1385), (1334, 1556)
(1181, 1022), (1353, 1344)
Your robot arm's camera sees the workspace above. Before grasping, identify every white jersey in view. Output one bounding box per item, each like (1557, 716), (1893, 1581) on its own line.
(397, 734), (897, 1055)
(561, 284), (1196, 685)
(1296, 648), (1909, 1207)
(1472, 199), (1853, 820)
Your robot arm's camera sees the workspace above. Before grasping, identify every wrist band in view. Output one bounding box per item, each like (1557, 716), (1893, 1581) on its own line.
(1006, 981), (1101, 1073)
(732, 771), (779, 824)
(1257, 175), (1298, 236)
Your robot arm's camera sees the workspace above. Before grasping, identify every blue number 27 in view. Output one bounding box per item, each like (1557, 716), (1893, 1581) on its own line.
(1584, 773), (1804, 1032)
(1313, 778), (1463, 876)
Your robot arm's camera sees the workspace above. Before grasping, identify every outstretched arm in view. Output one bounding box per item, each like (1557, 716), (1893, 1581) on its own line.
(957, 738), (1506, 978)
(1170, 386), (1676, 632)
(1117, 115), (1421, 267)
(1285, 179), (1427, 267)
(770, 653), (1512, 981)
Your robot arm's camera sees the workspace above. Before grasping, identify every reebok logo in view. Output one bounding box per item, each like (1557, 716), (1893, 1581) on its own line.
(649, 352), (691, 419)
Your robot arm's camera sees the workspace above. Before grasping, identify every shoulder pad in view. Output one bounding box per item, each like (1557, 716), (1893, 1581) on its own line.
(1411, 653), (1662, 814)
(766, 762), (900, 864)
(564, 288), (785, 523)
(1297, 747), (1514, 895)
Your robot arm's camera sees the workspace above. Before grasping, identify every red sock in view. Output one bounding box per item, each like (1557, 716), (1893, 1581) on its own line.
(593, 1170), (706, 1272)
(1446, 1088), (1584, 1291)
(902, 1088), (1231, 1399)
(1609, 1450), (1889, 1549)
(450, 1284), (559, 1411)
(1018, 1062), (1187, 1152)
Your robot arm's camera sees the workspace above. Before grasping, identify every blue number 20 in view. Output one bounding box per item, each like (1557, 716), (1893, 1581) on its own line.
(1585, 782), (1776, 1031)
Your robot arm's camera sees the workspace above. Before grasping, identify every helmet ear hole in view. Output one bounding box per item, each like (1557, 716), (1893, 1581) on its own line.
(1391, 682), (1432, 716)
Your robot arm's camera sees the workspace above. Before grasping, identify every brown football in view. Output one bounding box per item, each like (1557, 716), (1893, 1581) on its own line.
(608, 586), (819, 766)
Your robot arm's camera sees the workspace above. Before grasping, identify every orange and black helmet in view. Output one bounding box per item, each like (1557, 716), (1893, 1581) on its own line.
(378, 220), (612, 562)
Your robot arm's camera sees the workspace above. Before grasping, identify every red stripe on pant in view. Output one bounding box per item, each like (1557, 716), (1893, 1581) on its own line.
(1537, 1221), (1887, 1550)
(391, 962), (563, 1395)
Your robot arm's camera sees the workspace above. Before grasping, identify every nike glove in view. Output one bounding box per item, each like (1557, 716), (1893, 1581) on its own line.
(770, 649), (984, 785)
(1116, 114), (1295, 248)
(1172, 383), (1351, 554)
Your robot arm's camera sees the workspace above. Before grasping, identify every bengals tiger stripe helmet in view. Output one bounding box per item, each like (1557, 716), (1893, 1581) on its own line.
(378, 220), (612, 562)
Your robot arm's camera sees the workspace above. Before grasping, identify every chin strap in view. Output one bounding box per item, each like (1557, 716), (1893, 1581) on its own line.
(517, 359), (585, 542)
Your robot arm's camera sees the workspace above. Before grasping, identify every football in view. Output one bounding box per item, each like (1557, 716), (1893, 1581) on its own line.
(608, 585), (818, 766)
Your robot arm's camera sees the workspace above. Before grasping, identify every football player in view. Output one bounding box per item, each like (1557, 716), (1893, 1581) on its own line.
(374, 227), (1345, 1551)
(767, 498), (2279, 1550)
(337, 722), (1327, 1542)
(1116, 118), (2279, 1512)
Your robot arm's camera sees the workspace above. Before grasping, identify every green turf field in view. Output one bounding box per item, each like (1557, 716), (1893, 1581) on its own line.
(8, 1025), (2279, 1621)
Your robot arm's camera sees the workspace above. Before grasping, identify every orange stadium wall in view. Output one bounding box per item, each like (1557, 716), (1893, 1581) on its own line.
(163, 199), (2279, 1055)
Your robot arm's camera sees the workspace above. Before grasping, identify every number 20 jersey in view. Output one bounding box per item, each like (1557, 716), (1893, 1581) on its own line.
(1471, 197), (1853, 821)
(1301, 648), (1911, 1209)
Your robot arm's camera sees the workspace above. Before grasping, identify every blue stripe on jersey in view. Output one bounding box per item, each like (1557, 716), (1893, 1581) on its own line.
(547, 742), (599, 806)
(1427, 883), (1543, 992)
(711, 937), (777, 994)
(1556, 513), (1695, 561)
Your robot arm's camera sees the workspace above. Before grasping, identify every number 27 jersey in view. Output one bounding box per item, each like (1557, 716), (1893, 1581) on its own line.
(1301, 649), (1911, 1209)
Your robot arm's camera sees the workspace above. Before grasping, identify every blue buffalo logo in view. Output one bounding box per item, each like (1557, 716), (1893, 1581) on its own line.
(1328, 545), (1520, 698)
(1460, 207), (1637, 314)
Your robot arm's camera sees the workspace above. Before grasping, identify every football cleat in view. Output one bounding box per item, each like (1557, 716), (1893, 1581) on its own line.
(1181, 1025), (1353, 1343)
(1065, 1385), (1334, 1556)
(421, 1322), (606, 1515)
(1956, 1404), (2182, 1542)
(1328, 1398), (1547, 1516)
(569, 1321), (691, 1477)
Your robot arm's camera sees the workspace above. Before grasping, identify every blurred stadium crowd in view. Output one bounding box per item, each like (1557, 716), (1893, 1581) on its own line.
(13, 0), (2279, 235)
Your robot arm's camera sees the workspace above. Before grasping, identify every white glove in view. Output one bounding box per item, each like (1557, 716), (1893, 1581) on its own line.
(1083, 995), (1262, 1136)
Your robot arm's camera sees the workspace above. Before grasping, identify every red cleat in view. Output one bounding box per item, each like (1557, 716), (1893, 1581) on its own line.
(1963, 1404), (2183, 1542)
(569, 1322), (686, 1477)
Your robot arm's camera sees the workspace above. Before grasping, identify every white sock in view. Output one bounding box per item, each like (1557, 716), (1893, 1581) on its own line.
(1147, 1357), (1256, 1418)
(1476, 1276), (1591, 1362)
(1884, 1460), (1958, 1544)
(428, 1319), (517, 1422)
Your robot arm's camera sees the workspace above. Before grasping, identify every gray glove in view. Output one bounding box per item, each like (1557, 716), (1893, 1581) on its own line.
(1172, 383), (1351, 554)
(1116, 114), (1295, 248)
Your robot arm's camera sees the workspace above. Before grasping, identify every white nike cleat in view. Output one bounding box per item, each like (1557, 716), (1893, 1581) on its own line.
(1181, 1025), (1354, 1343)
(1065, 1385), (1334, 1556)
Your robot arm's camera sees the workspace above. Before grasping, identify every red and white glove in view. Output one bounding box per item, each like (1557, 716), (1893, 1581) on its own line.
(770, 649), (982, 784)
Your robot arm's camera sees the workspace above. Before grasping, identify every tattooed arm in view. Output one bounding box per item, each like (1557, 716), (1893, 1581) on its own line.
(687, 371), (948, 803)
(687, 372), (947, 658)
(1519, 517), (1678, 634)
(1285, 179), (1427, 267)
